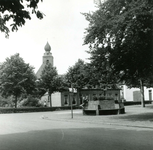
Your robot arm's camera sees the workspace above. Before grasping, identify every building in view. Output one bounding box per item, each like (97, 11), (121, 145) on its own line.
(121, 85), (153, 102)
(36, 42), (53, 79)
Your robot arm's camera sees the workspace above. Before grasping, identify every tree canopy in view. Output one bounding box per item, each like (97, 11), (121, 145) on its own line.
(88, 46), (118, 86)
(83, 0), (153, 106)
(0, 0), (44, 37)
(65, 59), (90, 104)
(65, 59), (89, 89)
(0, 53), (36, 108)
(84, 0), (153, 86)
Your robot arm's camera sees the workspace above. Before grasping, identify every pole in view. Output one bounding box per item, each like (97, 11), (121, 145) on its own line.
(71, 85), (74, 119)
(71, 95), (73, 119)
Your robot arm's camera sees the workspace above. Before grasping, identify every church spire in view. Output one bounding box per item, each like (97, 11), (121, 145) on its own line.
(36, 41), (54, 78)
(44, 41), (51, 52)
(43, 41), (53, 65)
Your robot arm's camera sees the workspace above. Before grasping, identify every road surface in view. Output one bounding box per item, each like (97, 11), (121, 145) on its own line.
(0, 109), (153, 150)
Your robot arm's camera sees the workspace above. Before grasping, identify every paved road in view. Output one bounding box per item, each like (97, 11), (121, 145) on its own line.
(0, 106), (153, 150)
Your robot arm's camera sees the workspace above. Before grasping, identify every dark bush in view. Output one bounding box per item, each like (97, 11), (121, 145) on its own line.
(93, 96), (98, 101)
(98, 96), (114, 101)
(20, 95), (42, 107)
(0, 95), (14, 107)
(98, 96), (105, 100)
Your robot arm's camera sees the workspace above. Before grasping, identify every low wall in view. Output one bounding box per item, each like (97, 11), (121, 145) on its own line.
(83, 107), (125, 115)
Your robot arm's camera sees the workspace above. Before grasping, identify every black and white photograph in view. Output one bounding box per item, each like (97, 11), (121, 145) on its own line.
(0, 0), (153, 150)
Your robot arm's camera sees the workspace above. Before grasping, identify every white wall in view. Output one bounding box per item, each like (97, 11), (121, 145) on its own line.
(123, 85), (153, 101)
(41, 92), (62, 107)
(51, 92), (62, 107)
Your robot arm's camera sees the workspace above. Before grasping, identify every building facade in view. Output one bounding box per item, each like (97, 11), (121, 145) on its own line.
(120, 85), (153, 102)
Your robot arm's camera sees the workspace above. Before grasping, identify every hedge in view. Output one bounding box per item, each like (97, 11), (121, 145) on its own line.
(124, 100), (152, 106)
(0, 101), (152, 114)
(0, 106), (80, 114)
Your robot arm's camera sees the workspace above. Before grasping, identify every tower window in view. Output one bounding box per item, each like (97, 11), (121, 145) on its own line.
(46, 60), (49, 64)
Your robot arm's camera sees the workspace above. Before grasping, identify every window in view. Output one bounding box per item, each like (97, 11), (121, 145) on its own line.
(72, 96), (76, 105)
(46, 60), (49, 64)
(64, 95), (68, 105)
(115, 93), (118, 100)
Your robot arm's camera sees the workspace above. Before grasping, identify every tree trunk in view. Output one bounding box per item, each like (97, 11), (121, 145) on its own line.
(78, 89), (82, 105)
(140, 79), (145, 107)
(14, 95), (18, 108)
(49, 93), (52, 107)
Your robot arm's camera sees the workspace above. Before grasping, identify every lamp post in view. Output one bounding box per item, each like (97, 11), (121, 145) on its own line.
(69, 85), (74, 119)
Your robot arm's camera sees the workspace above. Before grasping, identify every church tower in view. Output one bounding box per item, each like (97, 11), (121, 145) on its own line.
(43, 42), (53, 65)
(36, 42), (53, 78)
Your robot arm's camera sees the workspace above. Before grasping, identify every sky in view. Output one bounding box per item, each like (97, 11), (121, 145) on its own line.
(0, 0), (97, 75)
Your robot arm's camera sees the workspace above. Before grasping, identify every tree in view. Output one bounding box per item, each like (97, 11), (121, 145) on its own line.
(19, 95), (42, 107)
(0, 0), (44, 37)
(0, 53), (36, 108)
(56, 75), (70, 92)
(0, 95), (14, 107)
(65, 59), (90, 104)
(40, 63), (60, 107)
(83, 0), (153, 107)
(34, 78), (47, 99)
(87, 46), (118, 86)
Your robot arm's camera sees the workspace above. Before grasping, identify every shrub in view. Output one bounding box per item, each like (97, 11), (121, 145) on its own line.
(106, 96), (114, 100)
(98, 96), (105, 100)
(93, 96), (98, 101)
(19, 95), (42, 107)
(98, 96), (114, 101)
(0, 95), (14, 107)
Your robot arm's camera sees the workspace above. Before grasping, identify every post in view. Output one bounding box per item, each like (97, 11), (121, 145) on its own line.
(71, 93), (73, 119)
(69, 85), (74, 119)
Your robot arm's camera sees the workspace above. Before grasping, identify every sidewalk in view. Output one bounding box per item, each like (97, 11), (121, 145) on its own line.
(49, 104), (153, 129)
